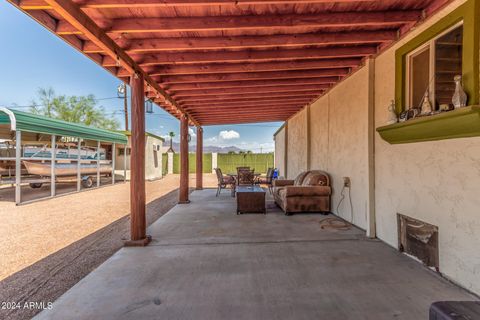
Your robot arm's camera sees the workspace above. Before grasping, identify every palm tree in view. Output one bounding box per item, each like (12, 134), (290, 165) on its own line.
(167, 131), (175, 153)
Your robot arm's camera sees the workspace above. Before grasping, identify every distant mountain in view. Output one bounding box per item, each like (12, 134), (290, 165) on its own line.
(164, 141), (244, 153)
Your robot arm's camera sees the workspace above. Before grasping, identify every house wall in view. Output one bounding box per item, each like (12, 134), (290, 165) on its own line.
(286, 110), (308, 179)
(276, 0), (480, 294)
(115, 135), (163, 181)
(308, 65), (372, 230)
(274, 126), (286, 178)
(373, 0), (480, 294)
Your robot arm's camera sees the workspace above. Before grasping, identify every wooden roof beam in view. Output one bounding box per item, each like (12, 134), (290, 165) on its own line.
(175, 91), (323, 102)
(84, 30), (397, 53)
(36, 0), (199, 125)
(19, 0), (388, 10)
(157, 68), (350, 84)
(121, 58), (361, 77)
(106, 11), (421, 34)
(178, 96), (314, 106)
(170, 84), (329, 97)
(166, 77), (338, 91)
(103, 46), (377, 67)
(183, 101), (309, 109)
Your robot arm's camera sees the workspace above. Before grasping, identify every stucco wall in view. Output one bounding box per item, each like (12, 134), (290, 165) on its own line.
(286, 110), (308, 179)
(275, 0), (480, 294)
(308, 65), (372, 230)
(115, 135), (163, 181)
(374, 0), (480, 294)
(274, 126), (286, 178)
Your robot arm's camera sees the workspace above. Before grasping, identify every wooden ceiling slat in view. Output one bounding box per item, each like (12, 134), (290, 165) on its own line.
(107, 11), (421, 34)
(84, 30), (397, 54)
(175, 91), (322, 102)
(158, 69), (350, 84)
(166, 77), (338, 91)
(136, 58), (362, 76)
(171, 84), (329, 97)
(183, 102), (309, 109)
(178, 96), (314, 106)
(108, 46), (377, 67)
(19, 0), (384, 10)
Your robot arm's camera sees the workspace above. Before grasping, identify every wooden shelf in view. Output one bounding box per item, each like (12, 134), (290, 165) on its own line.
(376, 105), (480, 144)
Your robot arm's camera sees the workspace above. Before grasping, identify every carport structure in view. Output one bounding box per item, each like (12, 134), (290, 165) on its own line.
(8, 0), (452, 245)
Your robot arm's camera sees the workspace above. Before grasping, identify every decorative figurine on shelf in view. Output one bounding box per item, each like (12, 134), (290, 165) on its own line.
(420, 89), (433, 115)
(452, 75), (467, 109)
(386, 100), (398, 124)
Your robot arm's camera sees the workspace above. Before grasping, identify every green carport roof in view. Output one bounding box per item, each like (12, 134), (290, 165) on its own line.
(0, 107), (127, 144)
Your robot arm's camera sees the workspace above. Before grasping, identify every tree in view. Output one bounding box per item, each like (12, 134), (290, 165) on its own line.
(228, 150), (236, 154)
(29, 87), (119, 130)
(167, 131), (175, 153)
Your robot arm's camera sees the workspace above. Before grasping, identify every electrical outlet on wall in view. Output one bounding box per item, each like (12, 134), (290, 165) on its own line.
(343, 177), (351, 188)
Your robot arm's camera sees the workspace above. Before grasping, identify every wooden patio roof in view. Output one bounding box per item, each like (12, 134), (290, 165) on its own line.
(10, 0), (451, 125)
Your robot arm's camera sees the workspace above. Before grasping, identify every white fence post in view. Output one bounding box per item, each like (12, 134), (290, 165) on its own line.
(211, 152), (218, 173)
(167, 152), (174, 174)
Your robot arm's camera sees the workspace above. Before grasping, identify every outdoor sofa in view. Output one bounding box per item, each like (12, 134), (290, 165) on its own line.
(273, 170), (331, 215)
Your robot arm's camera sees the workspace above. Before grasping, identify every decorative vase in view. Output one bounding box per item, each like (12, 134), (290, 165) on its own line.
(452, 75), (467, 109)
(420, 90), (433, 115)
(386, 100), (398, 124)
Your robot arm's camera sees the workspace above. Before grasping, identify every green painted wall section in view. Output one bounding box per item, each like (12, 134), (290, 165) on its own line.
(395, 0), (479, 113)
(172, 153), (212, 174)
(162, 153), (168, 175)
(217, 153), (274, 174)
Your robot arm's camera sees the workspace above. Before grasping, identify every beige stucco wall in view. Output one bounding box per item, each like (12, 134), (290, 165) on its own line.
(374, 0), (480, 294)
(286, 110), (308, 179)
(308, 65), (372, 230)
(275, 0), (480, 294)
(115, 135), (163, 181)
(274, 126), (286, 178)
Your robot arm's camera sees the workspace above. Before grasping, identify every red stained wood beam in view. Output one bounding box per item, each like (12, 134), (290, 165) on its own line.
(178, 96), (313, 106)
(157, 68), (350, 84)
(200, 118), (289, 125)
(185, 104), (307, 111)
(106, 11), (421, 34)
(104, 46), (377, 66)
(182, 99), (310, 108)
(19, 0), (388, 10)
(171, 84), (329, 97)
(126, 58), (362, 77)
(84, 30), (397, 53)
(175, 91), (322, 102)
(167, 77), (338, 91)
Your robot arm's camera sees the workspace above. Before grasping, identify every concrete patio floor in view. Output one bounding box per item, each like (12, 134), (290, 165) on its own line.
(35, 189), (475, 320)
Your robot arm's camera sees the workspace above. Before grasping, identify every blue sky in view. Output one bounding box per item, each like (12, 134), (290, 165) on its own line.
(0, 1), (281, 152)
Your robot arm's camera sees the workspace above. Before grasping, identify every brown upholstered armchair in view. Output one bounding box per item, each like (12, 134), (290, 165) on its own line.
(273, 170), (331, 215)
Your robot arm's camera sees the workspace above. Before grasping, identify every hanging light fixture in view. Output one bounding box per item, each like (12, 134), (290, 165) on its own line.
(145, 99), (153, 114)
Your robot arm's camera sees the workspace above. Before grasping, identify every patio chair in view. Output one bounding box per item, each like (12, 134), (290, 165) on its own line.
(214, 168), (235, 197)
(237, 168), (255, 186)
(255, 167), (275, 194)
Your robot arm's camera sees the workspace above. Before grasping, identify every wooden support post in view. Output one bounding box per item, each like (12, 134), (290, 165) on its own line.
(126, 73), (150, 246)
(179, 113), (190, 203)
(196, 126), (203, 190)
(51, 135), (56, 197)
(15, 130), (21, 205)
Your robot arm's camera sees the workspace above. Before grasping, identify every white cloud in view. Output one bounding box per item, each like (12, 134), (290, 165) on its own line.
(218, 130), (240, 140)
(188, 127), (196, 138)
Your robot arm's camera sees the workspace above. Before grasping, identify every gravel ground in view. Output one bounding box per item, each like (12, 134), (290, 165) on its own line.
(0, 174), (217, 320)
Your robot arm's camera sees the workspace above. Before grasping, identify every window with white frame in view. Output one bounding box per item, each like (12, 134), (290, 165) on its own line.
(406, 22), (463, 110)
